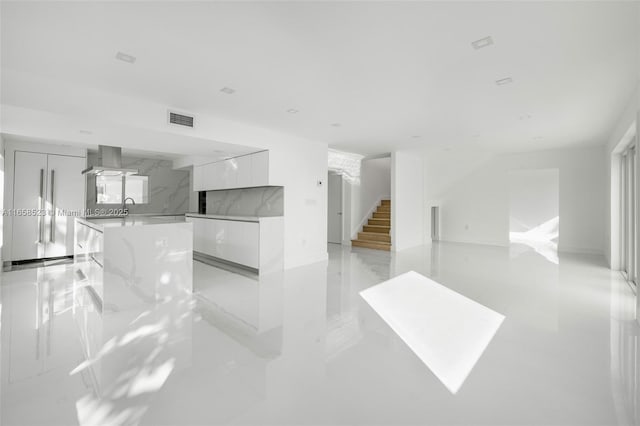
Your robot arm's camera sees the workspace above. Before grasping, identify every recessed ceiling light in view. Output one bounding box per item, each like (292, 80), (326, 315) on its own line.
(495, 77), (513, 86)
(115, 51), (136, 64)
(79, 130), (93, 135)
(471, 36), (494, 50)
(287, 109), (299, 114)
(331, 123), (341, 127)
(220, 87), (235, 94)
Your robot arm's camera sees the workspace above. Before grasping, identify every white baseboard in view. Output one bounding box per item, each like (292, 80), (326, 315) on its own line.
(557, 246), (604, 256)
(438, 239), (605, 257)
(439, 238), (508, 248)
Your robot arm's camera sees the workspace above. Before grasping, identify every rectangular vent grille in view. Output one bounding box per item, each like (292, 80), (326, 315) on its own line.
(169, 111), (194, 128)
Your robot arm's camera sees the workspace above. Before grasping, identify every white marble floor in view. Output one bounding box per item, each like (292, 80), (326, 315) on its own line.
(0, 242), (638, 425)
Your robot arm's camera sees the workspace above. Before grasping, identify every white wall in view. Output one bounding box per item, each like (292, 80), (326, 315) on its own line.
(508, 169), (559, 233)
(266, 140), (328, 269)
(392, 151), (425, 251)
(424, 149), (495, 245)
(342, 177), (354, 245)
(177, 162), (203, 215)
(425, 147), (606, 254)
(1, 72), (328, 270)
(0, 135), (4, 263)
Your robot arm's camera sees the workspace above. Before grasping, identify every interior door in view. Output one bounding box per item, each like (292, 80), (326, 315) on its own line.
(45, 154), (86, 258)
(327, 173), (343, 244)
(12, 151), (48, 261)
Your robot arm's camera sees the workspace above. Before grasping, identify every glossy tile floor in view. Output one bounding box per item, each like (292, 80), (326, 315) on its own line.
(1, 242), (639, 425)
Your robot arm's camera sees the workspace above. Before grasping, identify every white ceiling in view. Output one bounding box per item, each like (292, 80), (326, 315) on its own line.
(1, 1), (639, 156)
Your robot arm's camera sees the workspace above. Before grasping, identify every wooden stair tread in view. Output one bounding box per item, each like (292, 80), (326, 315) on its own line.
(351, 240), (391, 246)
(363, 225), (390, 234)
(358, 232), (391, 242)
(368, 218), (390, 225)
(351, 239), (391, 251)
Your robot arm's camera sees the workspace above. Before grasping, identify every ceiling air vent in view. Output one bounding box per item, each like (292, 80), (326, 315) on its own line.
(168, 111), (195, 128)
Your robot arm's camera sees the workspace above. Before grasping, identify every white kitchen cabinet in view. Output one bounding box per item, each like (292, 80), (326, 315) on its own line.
(74, 221), (104, 268)
(193, 164), (204, 191)
(214, 219), (230, 260)
(206, 218), (219, 255)
(251, 151), (269, 187)
(186, 215), (263, 271)
(188, 217), (205, 252)
(241, 222), (260, 268)
(221, 159), (238, 189)
(192, 162), (217, 191)
(226, 220), (259, 268)
(209, 162), (225, 189)
(235, 155), (252, 188)
(191, 151), (270, 192)
(12, 151), (85, 261)
(187, 216), (217, 255)
(227, 221), (243, 264)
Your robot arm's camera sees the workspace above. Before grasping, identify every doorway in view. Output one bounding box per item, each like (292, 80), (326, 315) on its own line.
(327, 172), (343, 244)
(431, 206), (440, 241)
(621, 141), (637, 289)
(508, 169), (560, 263)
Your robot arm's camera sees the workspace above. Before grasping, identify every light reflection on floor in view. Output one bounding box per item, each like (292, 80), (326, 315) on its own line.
(360, 271), (505, 394)
(0, 241), (638, 425)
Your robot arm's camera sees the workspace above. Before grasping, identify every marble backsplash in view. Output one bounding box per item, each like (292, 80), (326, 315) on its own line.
(86, 153), (191, 214)
(205, 186), (284, 217)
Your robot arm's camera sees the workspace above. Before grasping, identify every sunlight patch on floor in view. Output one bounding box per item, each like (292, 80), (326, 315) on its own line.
(360, 271), (505, 394)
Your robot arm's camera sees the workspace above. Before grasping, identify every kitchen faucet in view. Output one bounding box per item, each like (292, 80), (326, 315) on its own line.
(122, 197), (136, 215)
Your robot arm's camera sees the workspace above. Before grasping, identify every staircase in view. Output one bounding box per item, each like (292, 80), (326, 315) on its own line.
(351, 199), (391, 251)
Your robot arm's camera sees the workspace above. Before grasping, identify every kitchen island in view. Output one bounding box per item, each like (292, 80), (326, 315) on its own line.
(74, 216), (193, 312)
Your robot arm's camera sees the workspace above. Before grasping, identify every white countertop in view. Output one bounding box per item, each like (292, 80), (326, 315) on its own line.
(77, 216), (187, 231)
(185, 213), (283, 223)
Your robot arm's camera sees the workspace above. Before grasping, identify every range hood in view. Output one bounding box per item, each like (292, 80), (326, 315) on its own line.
(81, 145), (139, 176)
